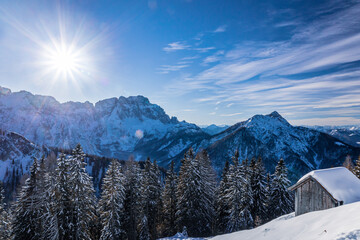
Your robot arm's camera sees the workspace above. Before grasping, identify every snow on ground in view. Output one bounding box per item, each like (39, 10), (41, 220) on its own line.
(211, 201), (360, 240)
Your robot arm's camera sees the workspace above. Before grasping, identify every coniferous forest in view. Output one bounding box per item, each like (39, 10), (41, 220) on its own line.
(0, 144), (294, 240)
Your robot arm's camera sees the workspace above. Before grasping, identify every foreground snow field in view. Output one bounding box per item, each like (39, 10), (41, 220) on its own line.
(211, 201), (360, 240)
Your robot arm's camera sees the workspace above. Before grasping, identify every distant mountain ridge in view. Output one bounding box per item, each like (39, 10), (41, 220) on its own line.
(0, 86), (359, 182)
(311, 125), (360, 147)
(195, 111), (360, 180)
(201, 124), (229, 135)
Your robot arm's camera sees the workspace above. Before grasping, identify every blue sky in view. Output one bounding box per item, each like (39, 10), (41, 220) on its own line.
(1, 0), (360, 126)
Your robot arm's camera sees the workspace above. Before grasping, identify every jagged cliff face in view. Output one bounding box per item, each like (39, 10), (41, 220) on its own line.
(0, 86), (359, 182)
(0, 86), (207, 164)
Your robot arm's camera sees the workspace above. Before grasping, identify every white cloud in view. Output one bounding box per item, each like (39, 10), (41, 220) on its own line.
(220, 112), (242, 117)
(163, 41), (190, 52)
(158, 64), (189, 74)
(203, 50), (225, 64)
(214, 25), (227, 33)
(194, 47), (215, 53)
(226, 103), (234, 108)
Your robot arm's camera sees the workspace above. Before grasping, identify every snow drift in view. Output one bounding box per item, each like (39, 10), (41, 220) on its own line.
(211, 201), (360, 240)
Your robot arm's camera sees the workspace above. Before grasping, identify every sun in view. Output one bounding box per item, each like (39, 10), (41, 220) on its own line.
(50, 48), (76, 73)
(41, 41), (84, 80)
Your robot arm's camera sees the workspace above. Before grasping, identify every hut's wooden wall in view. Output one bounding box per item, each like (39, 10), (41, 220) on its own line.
(295, 178), (337, 216)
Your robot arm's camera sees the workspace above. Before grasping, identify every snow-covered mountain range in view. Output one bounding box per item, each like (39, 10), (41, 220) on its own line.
(311, 126), (360, 148)
(0, 86), (207, 164)
(0, 86), (359, 182)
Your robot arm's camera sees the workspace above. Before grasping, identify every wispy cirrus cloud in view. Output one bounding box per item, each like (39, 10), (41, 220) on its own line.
(203, 50), (225, 64)
(165, 2), (360, 124)
(220, 112), (242, 117)
(158, 64), (189, 74)
(163, 41), (190, 52)
(194, 47), (215, 53)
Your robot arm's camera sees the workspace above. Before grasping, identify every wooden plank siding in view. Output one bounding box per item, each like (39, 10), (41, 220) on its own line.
(294, 177), (338, 216)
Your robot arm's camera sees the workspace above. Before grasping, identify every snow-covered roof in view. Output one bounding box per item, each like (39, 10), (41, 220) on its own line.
(291, 167), (360, 204)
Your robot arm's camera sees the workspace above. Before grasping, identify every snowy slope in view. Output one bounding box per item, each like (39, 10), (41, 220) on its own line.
(211, 201), (360, 240)
(0, 129), (44, 182)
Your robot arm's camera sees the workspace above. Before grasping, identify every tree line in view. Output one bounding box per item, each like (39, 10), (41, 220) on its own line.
(0, 144), (294, 240)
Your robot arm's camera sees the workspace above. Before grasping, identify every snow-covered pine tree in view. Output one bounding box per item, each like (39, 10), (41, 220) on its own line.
(176, 148), (194, 234)
(148, 159), (162, 239)
(226, 157), (253, 232)
(123, 157), (142, 240)
(239, 160), (254, 229)
(176, 148), (200, 236)
(353, 156), (360, 179)
(264, 172), (272, 222)
(99, 159), (126, 240)
(68, 144), (98, 240)
(176, 148), (217, 237)
(196, 149), (217, 234)
(216, 161), (231, 234)
(161, 161), (177, 237)
(225, 159), (243, 232)
(138, 157), (159, 239)
(12, 158), (43, 239)
(0, 181), (11, 240)
(269, 158), (294, 219)
(46, 153), (73, 240)
(250, 157), (267, 225)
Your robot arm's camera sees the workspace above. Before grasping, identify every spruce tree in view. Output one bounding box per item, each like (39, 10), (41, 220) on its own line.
(68, 144), (98, 240)
(264, 173), (272, 222)
(176, 148), (216, 237)
(269, 158), (294, 219)
(239, 161), (254, 229)
(161, 161), (177, 237)
(99, 159), (126, 240)
(250, 157), (267, 225)
(0, 181), (11, 240)
(138, 157), (161, 240)
(47, 153), (73, 240)
(226, 158), (253, 232)
(12, 158), (43, 240)
(196, 149), (217, 234)
(123, 157), (142, 240)
(216, 161), (231, 234)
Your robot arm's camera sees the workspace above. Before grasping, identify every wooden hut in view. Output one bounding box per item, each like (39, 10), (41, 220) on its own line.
(289, 167), (360, 216)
